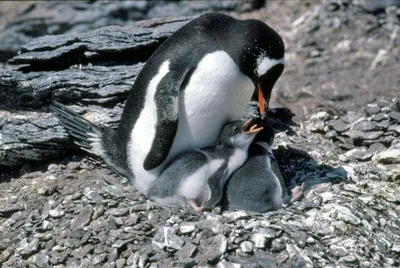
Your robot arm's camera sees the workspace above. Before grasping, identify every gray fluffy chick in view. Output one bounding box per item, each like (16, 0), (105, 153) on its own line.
(147, 119), (262, 211)
(223, 121), (289, 213)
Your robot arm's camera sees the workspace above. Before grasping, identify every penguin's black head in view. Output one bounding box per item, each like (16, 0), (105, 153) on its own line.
(235, 19), (285, 118)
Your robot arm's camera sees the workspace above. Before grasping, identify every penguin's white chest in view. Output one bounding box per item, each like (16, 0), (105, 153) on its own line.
(169, 51), (254, 157)
(129, 51), (253, 193)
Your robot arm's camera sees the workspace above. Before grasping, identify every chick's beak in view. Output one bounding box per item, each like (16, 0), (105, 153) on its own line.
(242, 118), (263, 134)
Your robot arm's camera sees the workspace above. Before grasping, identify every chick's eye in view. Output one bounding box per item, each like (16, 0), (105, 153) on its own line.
(233, 126), (239, 133)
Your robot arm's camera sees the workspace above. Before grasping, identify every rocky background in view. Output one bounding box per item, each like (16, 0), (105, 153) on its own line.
(0, 0), (399, 267)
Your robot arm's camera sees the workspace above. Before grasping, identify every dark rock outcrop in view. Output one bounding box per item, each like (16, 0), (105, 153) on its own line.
(0, 16), (192, 168)
(0, 1), (264, 62)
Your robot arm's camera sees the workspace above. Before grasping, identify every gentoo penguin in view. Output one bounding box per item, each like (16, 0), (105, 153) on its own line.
(51, 13), (285, 194)
(147, 120), (263, 211)
(222, 120), (289, 213)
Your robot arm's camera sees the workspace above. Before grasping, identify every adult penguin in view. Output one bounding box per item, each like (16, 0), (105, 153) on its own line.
(51, 12), (285, 194)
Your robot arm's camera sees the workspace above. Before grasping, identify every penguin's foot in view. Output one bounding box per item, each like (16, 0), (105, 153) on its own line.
(290, 183), (304, 203)
(186, 198), (204, 212)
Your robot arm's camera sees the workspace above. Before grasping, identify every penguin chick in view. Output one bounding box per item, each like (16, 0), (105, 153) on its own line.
(147, 119), (262, 212)
(223, 121), (289, 213)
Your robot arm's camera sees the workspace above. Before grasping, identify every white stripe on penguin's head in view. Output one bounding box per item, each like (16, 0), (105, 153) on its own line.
(256, 57), (285, 77)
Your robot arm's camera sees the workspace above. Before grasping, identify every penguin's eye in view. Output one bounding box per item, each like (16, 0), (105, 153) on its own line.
(233, 126), (240, 133)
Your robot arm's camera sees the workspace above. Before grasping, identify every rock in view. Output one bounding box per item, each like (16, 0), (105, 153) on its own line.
(330, 245), (347, 257)
(199, 234), (227, 262)
(358, 195), (374, 205)
(256, 227), (281, 239)
(171, 258), (198, 268)
(112, 237), (135, 249)
(85, 190), (104, 202)
(337, 206), (361, 225)
(388, 124), (400, 134)
(0, 1), (263, 60)
(326, 119), (351, 132)
(371, 113), (389, 122)
(16, 238), (40, 257)
(286, 244), (313, 267)
(325, 130), (338, 139)
(270, 238), (286, 252)
(389, 111), (400, 123)
(33, 253), (50, 267)
(343, 184), (362, 193)
(339, 147), (372, 162)
(179, 222), (196, 234)
(373, 148), (400, 164)
(352, 120), (381, 132)
(70, 205), (93, 230)
(0, 205), (24, 217)
(177, 240), (197, 260)
(223, 210), (248, 221)
(343, 130), (383, 141)
(116, 258), (126, 268)
(392, 243), (400, 253)
(152, 227), (184, 250)
(0, 249), (12, 263)
(124, 213), (140, 226)
(48, 209), (65, 218)
(216, 261), (242, 268)
(251, 233), (267, 249)
(364, 104), (380, 116)
(240, 241), (254, 253)
(108, 207), (129, 217)
(368, 143), (387, 154)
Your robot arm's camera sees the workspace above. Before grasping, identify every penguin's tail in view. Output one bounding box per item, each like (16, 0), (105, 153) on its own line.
(50, 101), (105, 158)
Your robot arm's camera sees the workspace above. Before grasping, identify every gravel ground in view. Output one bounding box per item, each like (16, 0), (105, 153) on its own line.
(1, 1), (400, 267)
(1, 99), (399, 267)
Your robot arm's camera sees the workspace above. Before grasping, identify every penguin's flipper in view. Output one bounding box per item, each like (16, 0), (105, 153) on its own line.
(202, 162), (230, 209)
(50, 101), (103, 156)
(143, 67), (192, 171)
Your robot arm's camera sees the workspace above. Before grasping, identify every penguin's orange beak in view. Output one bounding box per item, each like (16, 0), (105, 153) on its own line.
(258, 82), (265, 116)
(242, 118), (263, 134)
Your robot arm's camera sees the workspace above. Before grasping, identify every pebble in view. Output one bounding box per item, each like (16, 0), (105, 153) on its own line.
(223, 211), (248, 221)
(152, 227), (184, 250)
(251, 233), (266, 248)
(70, 205), (93, 231)
(199, 234), (227, 262)
(216, 261), (241, 268)
(340, 255), (358, 263)
(330, 245), (347, 257)
(108, 207), (129, 217)
(326, 119), (351, 132)
(373, 148), (400, 164)
(270, 238), (286, 252)
(240, 241), (254, 253)
(358, 195), (374, 205)
(391, 243), (400, 253)
(16, 238), (39, 257)
(364, 104), (380, 116)
(337, 207), (361, 225)
(343, 184), (362, 193)
(343, 130), (383, 140)
(49, 209), (65, 218)
(179, 222), (196, 234)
